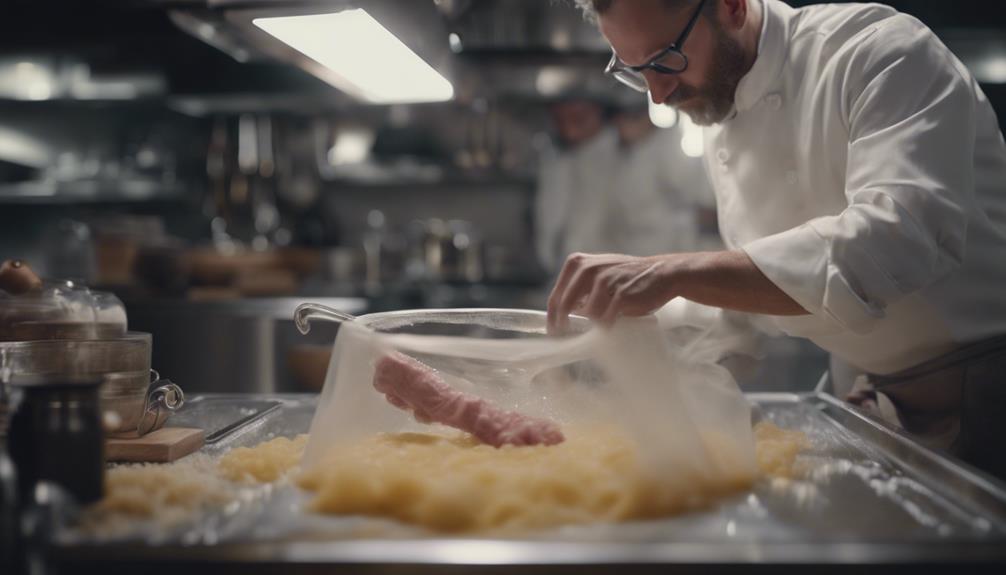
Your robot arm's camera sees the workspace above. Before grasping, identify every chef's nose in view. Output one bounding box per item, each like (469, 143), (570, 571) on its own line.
(646, 72), (680, 106)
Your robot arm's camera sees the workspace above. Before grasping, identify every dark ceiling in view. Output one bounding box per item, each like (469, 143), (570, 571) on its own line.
(1, 0), (333, 96)
(1, 0), (1004, 102)
(789, 0), (1006, 28)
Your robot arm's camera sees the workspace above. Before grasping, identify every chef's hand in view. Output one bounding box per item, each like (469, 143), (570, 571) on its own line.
(546, 250), (809, 334)
(546, 253), (679, 334)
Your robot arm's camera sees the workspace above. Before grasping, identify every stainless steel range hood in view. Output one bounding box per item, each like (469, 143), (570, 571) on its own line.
(171, 0), (459, 104)
(168, 0), (623, 106)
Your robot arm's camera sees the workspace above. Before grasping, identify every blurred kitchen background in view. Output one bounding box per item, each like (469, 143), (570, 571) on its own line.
(1, 0), (1004, 395)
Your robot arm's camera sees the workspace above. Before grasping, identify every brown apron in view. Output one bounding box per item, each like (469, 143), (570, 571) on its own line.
(846, 335), (1006, 481)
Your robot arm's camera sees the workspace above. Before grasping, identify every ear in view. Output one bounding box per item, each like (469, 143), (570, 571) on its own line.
(716, 0), (749, 31)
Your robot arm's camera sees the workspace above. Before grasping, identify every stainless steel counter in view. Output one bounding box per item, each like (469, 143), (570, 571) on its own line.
(47, 392), (1006, 573)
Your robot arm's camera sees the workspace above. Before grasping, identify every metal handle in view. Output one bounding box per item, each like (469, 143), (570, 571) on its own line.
(294, 302), (357, 335)
(136, 371), (185, 437)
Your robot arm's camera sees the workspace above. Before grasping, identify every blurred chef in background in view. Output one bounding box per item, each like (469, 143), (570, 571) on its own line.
(535, 96), (715, 272)
(535, 96), (618, 272)
(608, 103), (716, 257)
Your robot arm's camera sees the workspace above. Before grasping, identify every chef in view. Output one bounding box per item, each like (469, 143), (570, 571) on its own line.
(537, 97), (715, 272)
(548, 0), (1006, 478)
(535, 96), (620, 271)
(607, 104), (718, 257)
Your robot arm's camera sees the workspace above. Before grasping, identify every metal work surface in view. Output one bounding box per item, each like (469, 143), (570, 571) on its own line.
(50, 392), (1006, 572)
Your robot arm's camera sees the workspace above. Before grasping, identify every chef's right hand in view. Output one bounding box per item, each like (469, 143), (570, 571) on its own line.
(546, 252), (681, 334)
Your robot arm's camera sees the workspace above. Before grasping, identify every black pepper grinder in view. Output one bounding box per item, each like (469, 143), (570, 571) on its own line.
(7, 375), (105, 506)
(0, 449), (18, 570)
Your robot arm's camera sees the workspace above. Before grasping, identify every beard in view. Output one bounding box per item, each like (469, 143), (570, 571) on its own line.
(664, 26), (748, 126)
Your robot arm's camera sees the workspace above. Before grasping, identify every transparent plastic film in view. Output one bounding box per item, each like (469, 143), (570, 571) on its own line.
(302, 309), (756, 503)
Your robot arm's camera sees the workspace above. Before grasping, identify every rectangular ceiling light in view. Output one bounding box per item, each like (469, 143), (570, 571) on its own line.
(253, 9), (454, 104)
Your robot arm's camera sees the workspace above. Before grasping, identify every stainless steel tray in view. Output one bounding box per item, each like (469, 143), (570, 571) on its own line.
(50, 392), (1006, 572)
(165, 395), (283, 444)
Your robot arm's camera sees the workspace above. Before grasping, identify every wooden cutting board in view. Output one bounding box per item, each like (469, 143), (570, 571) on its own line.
(106, 427), (205, 463)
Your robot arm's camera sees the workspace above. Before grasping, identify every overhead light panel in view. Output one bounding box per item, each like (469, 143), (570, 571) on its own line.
(328, 127), (376, 165)
(975, 54), (1006, 84)
(253, 9), (454, 104)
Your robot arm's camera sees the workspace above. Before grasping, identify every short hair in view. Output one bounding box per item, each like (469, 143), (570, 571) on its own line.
(574, 0), (713, 23)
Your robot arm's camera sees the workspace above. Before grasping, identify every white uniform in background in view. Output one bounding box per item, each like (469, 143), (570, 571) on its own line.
(608, 126), (715, 257)
(536, 126), (715, 271)
(697, 0), (1006, 379)
(535, 128), (620, 271)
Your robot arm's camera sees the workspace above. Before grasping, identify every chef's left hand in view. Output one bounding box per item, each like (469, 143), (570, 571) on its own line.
(546, 252), (679, 334)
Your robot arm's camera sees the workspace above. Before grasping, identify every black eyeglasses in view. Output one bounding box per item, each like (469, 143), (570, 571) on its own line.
(604, 0), (708, 93)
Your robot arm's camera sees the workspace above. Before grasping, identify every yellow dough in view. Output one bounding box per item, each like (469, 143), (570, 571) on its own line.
(218, 434), (309, 483)
(84, 424), (806, 536)
(299, 426), (644, 532)
(297, 423), (807, 533)
(82, 455), (232, 535)
(754, 422), (810, 479)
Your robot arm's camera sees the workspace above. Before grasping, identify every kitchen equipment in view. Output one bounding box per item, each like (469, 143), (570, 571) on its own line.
(165, 396), (282, 445)
(181, 247), (306, 297)
(294, 302), (595, 376)
(0, 276), (126, 342)
(116, 372), (183, 437)
(404, 218), (485, 283)
(293, 302), (358, 329)
(0, 449), (17, 569)
(7, 375), (105, 505)
(0, 334), (182, 436)
(293, 305), (599, 386)
(0, 261), (183, 438)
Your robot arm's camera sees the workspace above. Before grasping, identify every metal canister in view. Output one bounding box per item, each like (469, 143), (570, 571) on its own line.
(7, 375), (105, 505)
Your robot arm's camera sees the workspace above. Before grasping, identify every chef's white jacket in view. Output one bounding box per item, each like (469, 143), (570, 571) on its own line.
(705, 0), (1006, 375)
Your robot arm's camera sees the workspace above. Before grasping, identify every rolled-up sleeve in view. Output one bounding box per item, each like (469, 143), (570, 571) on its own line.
(743, 20), (975, 334)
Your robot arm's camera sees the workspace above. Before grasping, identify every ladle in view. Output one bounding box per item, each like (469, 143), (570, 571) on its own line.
(294, 302), (357, 335)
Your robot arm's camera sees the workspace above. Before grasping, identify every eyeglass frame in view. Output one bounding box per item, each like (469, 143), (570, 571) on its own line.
(604, 0), (709, 92)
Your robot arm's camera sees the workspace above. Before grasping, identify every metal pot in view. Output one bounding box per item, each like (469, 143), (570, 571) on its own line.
(0, 332), (182, 436)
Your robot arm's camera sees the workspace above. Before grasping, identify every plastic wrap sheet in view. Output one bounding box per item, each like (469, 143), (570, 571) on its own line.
(304, 311), (757, 501)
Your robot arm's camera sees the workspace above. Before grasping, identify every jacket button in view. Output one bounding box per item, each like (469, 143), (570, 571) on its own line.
(786, 170), (798, 184)
(766, 94), (783, 109)
(716, 149), (731, 164)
